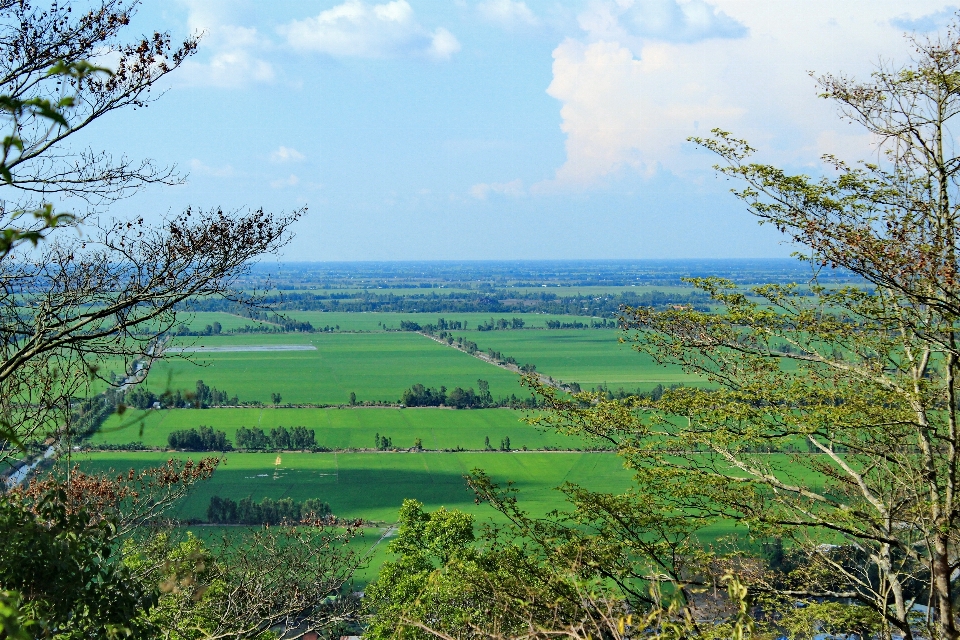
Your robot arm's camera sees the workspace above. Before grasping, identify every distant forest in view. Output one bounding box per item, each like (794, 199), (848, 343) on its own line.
(186, 289), (713, 316)
(229, 259), (861, 291)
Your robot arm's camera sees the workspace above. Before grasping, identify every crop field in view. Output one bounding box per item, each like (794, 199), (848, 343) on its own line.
(177, 312), (273, 332)
(456, 329), (702, 391)
(92, 407), (588, 451)
(135, 333), (524, 405)
(75, 451), (636, 524)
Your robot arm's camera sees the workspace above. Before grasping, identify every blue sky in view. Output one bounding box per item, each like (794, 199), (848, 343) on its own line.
(88, 0), (958, 261)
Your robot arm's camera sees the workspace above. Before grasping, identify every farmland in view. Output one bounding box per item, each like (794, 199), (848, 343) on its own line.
(454, 329), (701, 391)
(91, 407), (589, 451)
(116, 324), (706, 406)
(136, 332), (525, 405)
(77, 295), (744, 582)
(75, 451), (635, 524)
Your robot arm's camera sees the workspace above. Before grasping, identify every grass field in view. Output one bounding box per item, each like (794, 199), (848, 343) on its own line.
(75, 451), (636, 524)
(178, 312), (273, 331)
(455, 329), (702, 391)
(138, 333), (524, 405)
(92, 407), (588, 451)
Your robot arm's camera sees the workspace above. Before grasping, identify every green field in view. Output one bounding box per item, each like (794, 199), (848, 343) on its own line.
(456, 329), (702, 391)
(178, 312), (273, 332)
(75, 451), (635, 524)
(92, 407), (588, 451)
(138, 333), (524, 405)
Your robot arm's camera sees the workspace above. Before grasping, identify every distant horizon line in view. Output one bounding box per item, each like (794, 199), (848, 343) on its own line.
(260, 257), (806, 265)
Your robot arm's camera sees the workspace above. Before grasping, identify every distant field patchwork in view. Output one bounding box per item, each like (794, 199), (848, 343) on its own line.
(92, 407), (588, 451)
(138, 333), (524, 405)
(456, 329), (702, 391)
(75, 451), (635, 524)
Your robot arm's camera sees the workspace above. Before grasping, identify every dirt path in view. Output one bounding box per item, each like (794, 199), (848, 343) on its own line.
(417, 332), (567, 391)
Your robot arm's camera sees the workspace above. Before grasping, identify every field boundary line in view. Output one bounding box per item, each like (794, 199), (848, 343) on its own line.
(417, 332), (564, 391)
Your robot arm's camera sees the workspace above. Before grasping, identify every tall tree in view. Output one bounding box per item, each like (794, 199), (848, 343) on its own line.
(414, 20), (960, 640)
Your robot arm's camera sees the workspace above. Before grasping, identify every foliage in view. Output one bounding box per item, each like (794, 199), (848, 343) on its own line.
(206, 494), (331, 525)
(0, 487), (156, 638)
(496, 22), (960, 640)
(0, 3), (299, 458)
(235, 425), (316, 450)
(401, 383), (447, 407)
(401, 379), (496, 408)
(167, 426), (231, 451)
(124, 526), (362, 639)
(19, 457), (219, 535)
(364, 500), (760, 640)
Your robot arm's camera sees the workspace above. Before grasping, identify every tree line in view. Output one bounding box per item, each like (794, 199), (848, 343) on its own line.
(400, 380), (496, 409)
(165, 425), (318, 451)
(125, 380), (240, 410)
(235, 425), (317, 450)
(206, 495), (331, 525)
(187, 289), (713, 316)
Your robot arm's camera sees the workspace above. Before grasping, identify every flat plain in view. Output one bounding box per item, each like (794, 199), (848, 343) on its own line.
(92, 407), (589, 451)
(75, 451), (635, 523)
(454, 329), (701, 391)
(139, 332), (525, 405)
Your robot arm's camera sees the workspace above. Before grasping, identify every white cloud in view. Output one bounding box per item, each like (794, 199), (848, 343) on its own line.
(470, 179), (525, 199)
(538, 0), (951, 190)
(270, 174), (301, 189)
(177, 2), (275, 88)
(270, 146), (306, 163)
(477, 0), (539, 28)
(430, 28), (462, 58)
(537, 40), (644, 189)
(190, 159), (235, 178)
(279, 0), (460, 59)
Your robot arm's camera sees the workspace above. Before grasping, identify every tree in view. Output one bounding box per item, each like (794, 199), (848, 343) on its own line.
(0, 1), (300, 456)
(124, 522), (362, 638)
(0, 486), (155, 638)
(271, 392), (283, 405)
(349, 391), (357, 405)
(0, 3), (354, 636)
(477, 379), (492, 406)
(364, 499), (700, 640)
(500, 23), (960, 640)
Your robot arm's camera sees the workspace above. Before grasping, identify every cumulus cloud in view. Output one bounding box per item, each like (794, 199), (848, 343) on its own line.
(279, 0), (460, 59)
(177, 2), (275, 88)
(469, 179), (525, 199)
(270, 146), (306, 163)
(537, 0), (950, 191)
(538, 40), (643, 188)
(477, 0), (539, 28)
(270, 174), (301, 189)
